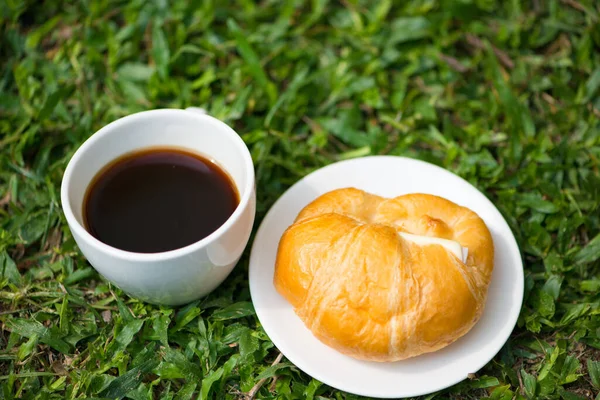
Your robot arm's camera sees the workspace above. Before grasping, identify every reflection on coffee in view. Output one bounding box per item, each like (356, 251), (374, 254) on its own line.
(83, 147), (239, 253)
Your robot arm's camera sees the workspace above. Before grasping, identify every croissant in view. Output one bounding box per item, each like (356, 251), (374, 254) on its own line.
(273, 188), (494, 362)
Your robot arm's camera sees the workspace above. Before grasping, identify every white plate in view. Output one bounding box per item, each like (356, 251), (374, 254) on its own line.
(248, 156), (524, 398)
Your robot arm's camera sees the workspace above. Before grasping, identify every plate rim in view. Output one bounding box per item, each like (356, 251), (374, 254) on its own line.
(249, 155), (524, 398)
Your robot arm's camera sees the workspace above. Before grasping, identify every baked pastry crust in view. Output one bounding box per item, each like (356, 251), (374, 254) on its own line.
(273, 188), (494, 362)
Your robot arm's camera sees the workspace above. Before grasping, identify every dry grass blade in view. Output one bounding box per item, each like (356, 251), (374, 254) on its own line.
(440, 53), (469, 73)
(466, 33), (515, 69)
(246, 352), (284, 399)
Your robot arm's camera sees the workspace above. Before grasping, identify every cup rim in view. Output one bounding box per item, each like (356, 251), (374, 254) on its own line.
(60, 108), (255, 261)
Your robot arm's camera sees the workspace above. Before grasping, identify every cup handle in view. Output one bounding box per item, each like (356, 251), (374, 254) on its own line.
(185, 107), (208, 116)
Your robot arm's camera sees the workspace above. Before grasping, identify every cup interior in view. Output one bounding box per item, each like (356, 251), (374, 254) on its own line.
(63, 109), (252, 233)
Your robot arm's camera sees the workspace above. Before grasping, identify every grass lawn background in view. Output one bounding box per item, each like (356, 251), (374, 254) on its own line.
(1, 1), (600, 399)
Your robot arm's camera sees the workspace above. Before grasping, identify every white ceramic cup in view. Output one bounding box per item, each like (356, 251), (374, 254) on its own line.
(60, 108), (256, 306)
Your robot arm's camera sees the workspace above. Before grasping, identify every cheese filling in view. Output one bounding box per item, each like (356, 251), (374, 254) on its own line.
(398, 232), (468, 263)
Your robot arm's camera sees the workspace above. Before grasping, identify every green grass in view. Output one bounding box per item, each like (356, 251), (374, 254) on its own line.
(1, 0), (600, 399)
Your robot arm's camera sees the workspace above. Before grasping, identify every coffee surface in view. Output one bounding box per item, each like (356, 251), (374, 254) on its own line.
(84, 148), (239, 253)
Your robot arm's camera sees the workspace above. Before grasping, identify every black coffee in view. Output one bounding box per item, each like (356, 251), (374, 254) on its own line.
(83, 147), (239, 253)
